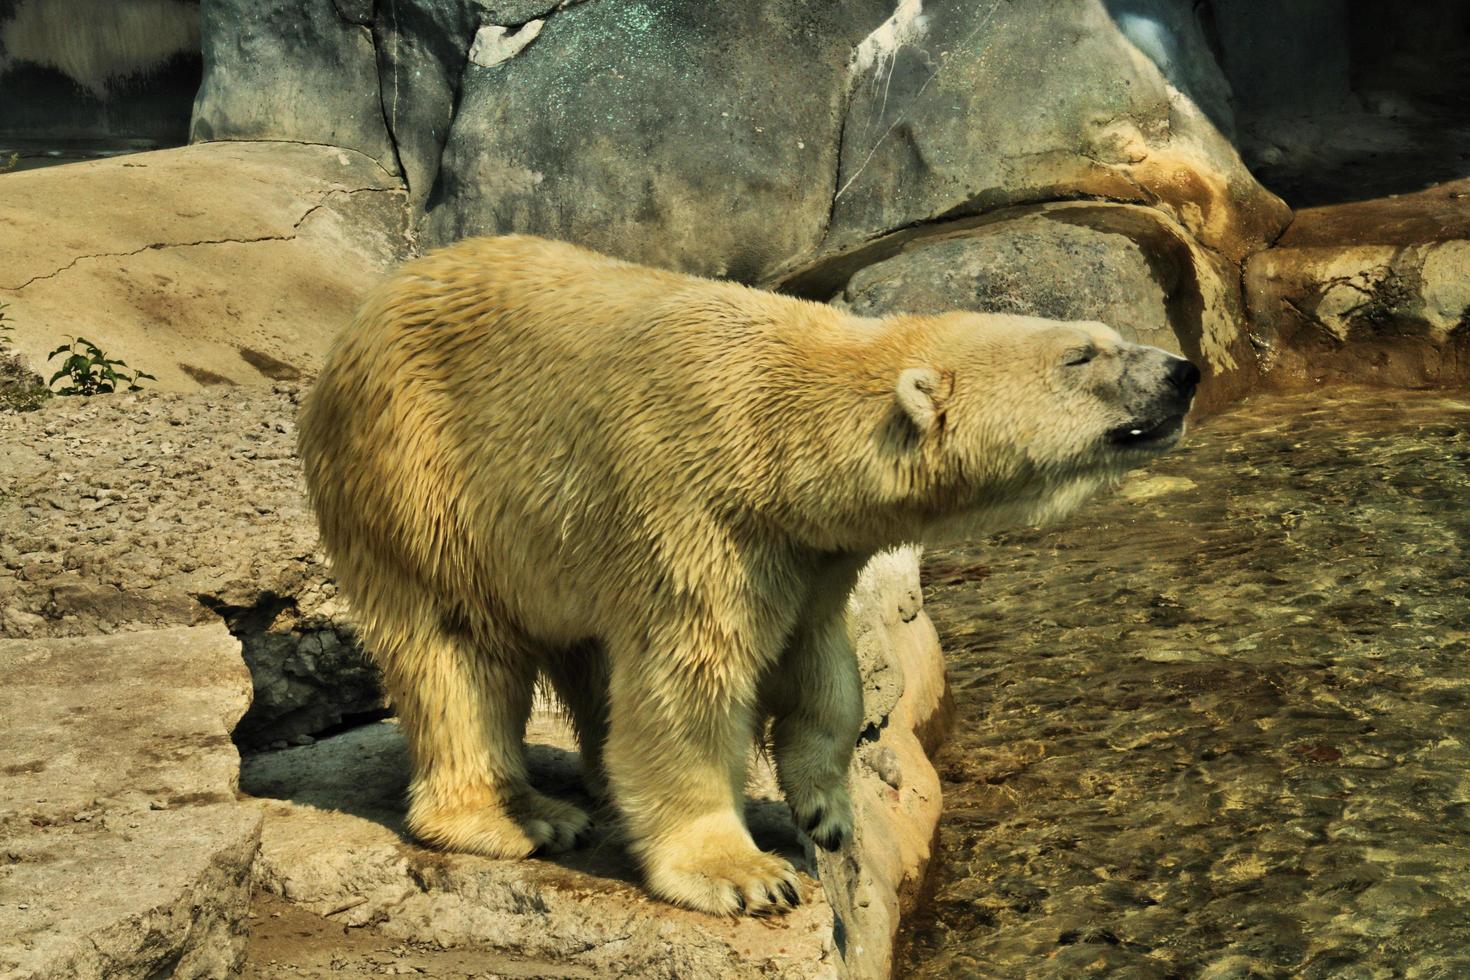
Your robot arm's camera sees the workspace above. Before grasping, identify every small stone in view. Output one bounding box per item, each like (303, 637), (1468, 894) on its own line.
(870, 745), (903, 789)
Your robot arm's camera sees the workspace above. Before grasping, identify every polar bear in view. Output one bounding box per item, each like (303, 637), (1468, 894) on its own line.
(297, 235), (1197, 916)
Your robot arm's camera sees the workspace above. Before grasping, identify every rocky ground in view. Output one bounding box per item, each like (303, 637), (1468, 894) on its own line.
(4, 338), (1467, 979)
(242, 892), (578, 979)
(0, 384), (383, 746)
(901, 386), (1470, 978)
(0, 624), (261, 978)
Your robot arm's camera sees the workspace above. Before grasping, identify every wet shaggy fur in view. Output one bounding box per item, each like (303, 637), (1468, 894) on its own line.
(297, 235), (1193, 916)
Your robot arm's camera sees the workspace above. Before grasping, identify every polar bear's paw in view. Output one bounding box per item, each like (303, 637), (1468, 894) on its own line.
(788, 782), (853, 852)
(511, 790), (594, 854)
(409, 789), (591, 858)
(647, 843), (804, 917)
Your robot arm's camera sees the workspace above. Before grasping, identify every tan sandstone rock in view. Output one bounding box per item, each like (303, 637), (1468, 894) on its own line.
(0, 141), (407, 392)
(0, 624), (262, 980)
(1244, 177), (1470, 389)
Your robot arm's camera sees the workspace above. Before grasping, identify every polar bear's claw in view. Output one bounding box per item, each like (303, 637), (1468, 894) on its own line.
(810, 819), (848, 852)
(780, 880), (801, 906)
(790, 783), (854, 852)
(520, 792), (592, 855)
(648, 846), (804, 917)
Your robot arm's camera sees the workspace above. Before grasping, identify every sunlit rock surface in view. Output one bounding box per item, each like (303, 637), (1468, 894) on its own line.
(1246, 178), (1470, 389)
(0, 386), (385, 747)
(0, 624), (261, 980)
(0, 142), (408, 393)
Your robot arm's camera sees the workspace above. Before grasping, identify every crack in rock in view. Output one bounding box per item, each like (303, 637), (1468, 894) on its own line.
(2, 186), (400, 292)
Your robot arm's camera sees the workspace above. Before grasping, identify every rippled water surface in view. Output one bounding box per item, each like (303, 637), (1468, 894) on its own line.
(899, 387), (1470, 978)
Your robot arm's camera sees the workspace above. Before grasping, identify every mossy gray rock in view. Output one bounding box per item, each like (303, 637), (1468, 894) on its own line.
(423, 0), (892, 280)
(823, 0), (1289, 266)
(186, 0), (1290, 284)
(191, 0), (398, 172)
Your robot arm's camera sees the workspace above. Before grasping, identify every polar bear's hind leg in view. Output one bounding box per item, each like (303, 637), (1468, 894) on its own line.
(369, 589), (592, 857)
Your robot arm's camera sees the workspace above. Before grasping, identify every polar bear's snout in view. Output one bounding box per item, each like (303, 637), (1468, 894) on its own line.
(1106, 348), (1200, 451)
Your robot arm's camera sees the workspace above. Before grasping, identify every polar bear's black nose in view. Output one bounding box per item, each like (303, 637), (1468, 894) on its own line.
(1167, 358), (1201, 395)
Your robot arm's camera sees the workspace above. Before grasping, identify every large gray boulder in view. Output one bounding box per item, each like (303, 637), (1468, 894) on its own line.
(369, 0), (481, 209)
(837, 210), (1179, 353)
(0, 385), (385, 749)
(369, 0), (575, 209)
(186, 0), (1290, 285)
(424, 0), (892, 280)
(819, 0), (1289, 268)
(0, 625), (262, 980)
(423, 0), (1288, 276)
(191, 0), (398, 174)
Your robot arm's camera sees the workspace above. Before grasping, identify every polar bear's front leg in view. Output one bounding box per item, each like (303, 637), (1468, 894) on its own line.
(765, 591), (863, 852)
(604, 626), (803, 917)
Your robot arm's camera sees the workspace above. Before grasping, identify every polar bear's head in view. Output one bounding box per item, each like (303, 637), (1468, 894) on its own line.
(894, 312), (1199, 538)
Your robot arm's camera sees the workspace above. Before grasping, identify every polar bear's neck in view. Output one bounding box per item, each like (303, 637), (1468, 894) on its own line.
(735, 307), (963, 553)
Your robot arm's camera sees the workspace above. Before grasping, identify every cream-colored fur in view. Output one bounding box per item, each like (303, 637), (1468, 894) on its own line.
(297, 235), (1192, 916)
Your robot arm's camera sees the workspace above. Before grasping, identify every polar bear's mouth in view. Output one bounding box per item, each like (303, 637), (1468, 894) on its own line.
(1107, 413), (1186, 449)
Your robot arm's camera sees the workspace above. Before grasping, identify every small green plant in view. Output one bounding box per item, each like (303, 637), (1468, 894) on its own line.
(47, 337), (156, 396)
(0, 152), (17, 174)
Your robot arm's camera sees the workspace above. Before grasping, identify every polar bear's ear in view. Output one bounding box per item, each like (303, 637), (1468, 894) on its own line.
(896, 367), (949, 436)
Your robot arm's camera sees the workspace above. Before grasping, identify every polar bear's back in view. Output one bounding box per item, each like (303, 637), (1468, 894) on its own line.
(297, 235), (839, 638)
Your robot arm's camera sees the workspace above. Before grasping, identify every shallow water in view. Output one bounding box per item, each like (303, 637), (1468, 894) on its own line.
(899, 387), (1470, 978)
(0, 137), (167, 173)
